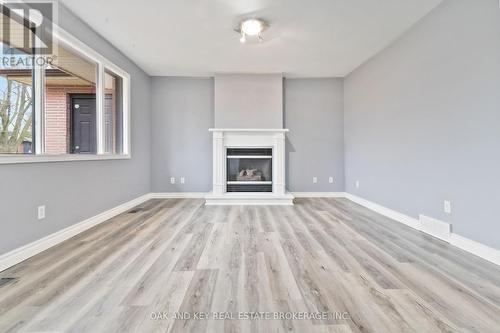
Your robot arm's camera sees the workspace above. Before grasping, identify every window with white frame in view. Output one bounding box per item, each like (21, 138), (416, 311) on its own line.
(0, 6), (130, 162)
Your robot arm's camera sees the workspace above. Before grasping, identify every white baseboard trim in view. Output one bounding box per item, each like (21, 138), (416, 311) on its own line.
(450, 234), (500, 266)
(343, 192), (500, 266)
(2, 191), (498, 272)
(150, 192), (207, 199)
(152, 192), (347, 201)
(0, 193), (152, 273)
(141, 192), (349, 200)
(344, 193), (421, 230)
(292, 192), (347, 198)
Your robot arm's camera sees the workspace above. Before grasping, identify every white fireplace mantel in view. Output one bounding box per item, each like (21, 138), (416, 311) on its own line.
(205, 128), (294, 205)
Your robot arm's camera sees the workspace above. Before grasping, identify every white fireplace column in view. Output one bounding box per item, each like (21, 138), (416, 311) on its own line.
(212, 131), (225, 196)
(273, 132), (286, 196)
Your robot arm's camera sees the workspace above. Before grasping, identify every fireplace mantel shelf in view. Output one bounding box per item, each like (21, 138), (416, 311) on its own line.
(209, 128), (289, 133)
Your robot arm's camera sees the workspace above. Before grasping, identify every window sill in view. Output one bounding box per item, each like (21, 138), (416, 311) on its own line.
(0, 154), (131, 165)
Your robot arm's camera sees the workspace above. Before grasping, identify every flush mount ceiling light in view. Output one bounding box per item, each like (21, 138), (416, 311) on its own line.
(237, 18), (268, 43)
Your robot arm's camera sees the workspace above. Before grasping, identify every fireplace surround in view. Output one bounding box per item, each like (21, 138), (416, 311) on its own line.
(205, 128), (294, 205)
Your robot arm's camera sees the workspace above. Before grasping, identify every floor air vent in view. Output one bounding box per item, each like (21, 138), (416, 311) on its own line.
(0, 278), (17, 288)
(419, 215), (451, 242)
(128, 208), (145, 214)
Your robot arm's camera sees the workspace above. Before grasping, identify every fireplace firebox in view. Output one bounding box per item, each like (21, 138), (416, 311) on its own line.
(226, 148), (272, 192)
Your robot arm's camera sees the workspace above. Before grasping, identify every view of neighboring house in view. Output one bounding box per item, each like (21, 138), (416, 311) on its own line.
(0, 44), (120, 155)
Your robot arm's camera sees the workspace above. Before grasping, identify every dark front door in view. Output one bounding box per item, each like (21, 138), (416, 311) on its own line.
(71, 94), (96, 154)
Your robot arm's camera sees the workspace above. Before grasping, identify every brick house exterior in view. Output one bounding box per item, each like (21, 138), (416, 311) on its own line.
(44, 86), (96, 154)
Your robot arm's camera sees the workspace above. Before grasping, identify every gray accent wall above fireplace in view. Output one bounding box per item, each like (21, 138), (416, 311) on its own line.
(214, 74), (283, 129)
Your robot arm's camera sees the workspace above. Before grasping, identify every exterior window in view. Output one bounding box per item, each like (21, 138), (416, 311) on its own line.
(0, 5), (130, 163)
(0, 47), (34, 154)
(44, 44), (97, 154)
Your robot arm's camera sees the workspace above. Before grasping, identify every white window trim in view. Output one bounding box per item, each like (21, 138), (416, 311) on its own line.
(0, 24), (131, 165)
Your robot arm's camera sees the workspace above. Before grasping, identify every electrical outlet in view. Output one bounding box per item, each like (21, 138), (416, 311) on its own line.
(38, 205), (46, 220)
(356, 180), (360, 188)
(180, 177), (185, 184)
(312, 177), (318, 184)
(329, 177), (334, 184)
(444, 200), (452, 214)
(170, 177), (176, 184)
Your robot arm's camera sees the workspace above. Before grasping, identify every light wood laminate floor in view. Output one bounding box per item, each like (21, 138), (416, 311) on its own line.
(1, 198), (499, 333)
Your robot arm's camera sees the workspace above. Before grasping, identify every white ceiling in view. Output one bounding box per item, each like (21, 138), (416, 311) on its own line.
(60, 0), (442, 77)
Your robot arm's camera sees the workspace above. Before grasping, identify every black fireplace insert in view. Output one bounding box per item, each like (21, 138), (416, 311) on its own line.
(226, 148), (272, 192)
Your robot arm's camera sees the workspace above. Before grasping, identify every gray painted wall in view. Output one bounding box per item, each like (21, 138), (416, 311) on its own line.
(285, 79), (345, 192)
(215, 74), (283, 129)
(0, 5), (152, 255)
(150, 77), (345, 193)
(151, 77), (214, 192)
(344, 0), (500, 249)
(5, 0), (496, 257)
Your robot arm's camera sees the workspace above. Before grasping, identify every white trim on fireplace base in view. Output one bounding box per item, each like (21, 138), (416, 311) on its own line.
(205, 191), (294, 205)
